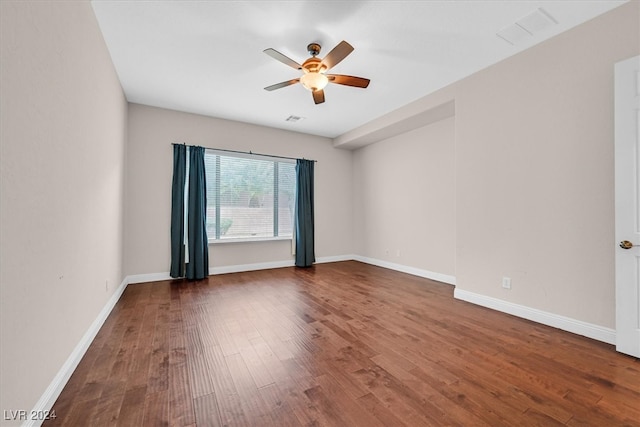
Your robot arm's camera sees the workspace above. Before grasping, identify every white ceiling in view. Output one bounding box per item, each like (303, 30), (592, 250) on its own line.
(91, 1), (626, 139)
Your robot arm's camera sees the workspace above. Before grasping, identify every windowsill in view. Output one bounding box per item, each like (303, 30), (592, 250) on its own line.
(208, 236), (292, 245)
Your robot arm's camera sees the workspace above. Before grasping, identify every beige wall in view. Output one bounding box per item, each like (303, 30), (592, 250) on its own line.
(454, 1), (638, 328)
(348, 1), (638, 329)
(0, 0), (127, 419)
(125, 104), (353, 276)
(353, 117), (456, 277)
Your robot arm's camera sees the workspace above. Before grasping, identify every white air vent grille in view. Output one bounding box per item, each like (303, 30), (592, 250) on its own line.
(497, 25), (531, 45)
(517, 8), (557, 34)
(497, 8), (557, 46)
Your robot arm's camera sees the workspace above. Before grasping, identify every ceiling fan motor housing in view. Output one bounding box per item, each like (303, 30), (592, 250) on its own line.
(302, 57), (326, 73)
(307, 43), (321, 57)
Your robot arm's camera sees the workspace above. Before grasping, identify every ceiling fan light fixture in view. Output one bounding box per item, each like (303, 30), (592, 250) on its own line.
(264, 40), (368, 104)
(300, 72), (328, 92)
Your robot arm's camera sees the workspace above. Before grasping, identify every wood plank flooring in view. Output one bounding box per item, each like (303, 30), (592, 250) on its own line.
(44, 261), (640, 426)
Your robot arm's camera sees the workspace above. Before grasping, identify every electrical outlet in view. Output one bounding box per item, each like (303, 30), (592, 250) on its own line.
(396, 249), (401, 257)
(502, 277), (512, 289)
(105, 280), (109, 292)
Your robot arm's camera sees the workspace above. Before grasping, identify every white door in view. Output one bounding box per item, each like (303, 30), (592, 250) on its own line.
(615, 55), (640, 358)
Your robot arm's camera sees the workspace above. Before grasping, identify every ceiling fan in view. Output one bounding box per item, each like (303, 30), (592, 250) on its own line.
(263, 40), (370, 105)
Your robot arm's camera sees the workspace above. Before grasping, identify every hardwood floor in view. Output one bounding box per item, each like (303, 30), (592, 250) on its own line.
(44, 261), (640, 426)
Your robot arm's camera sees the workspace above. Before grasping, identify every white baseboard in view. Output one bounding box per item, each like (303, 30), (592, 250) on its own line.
(353, 255), (456, 285)
(316, 254), (355, 264)
(209, 254), (355, 275)
(24, 276), (129, 427)
(126, 255), (357, 280)
(210, 259), (294, 275)
(454, 288), (616, 345)
(127, 271), (173, 284)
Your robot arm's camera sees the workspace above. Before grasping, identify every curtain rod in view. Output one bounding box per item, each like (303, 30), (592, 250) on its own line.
(172, 143), (317, 163)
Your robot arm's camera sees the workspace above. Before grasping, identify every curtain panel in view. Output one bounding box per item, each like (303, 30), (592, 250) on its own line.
(170, 144), (186, 278)
(295, 159), (315, 267)
(170, 144), (209, 280)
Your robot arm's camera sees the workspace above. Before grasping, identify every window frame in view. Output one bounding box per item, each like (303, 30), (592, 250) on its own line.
(204, 150), (296, 245)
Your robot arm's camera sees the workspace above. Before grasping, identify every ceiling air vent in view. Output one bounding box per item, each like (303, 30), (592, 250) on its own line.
(285, 115), (305, 123)
(497, 24), (531, 45)
(517, 8), (557, 34)
(497, 8), (557, 45)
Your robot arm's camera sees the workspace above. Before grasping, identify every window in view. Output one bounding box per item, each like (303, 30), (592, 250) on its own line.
(204, 151), (296, 242)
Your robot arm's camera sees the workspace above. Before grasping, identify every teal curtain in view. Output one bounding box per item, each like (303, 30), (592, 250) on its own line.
(185, 146), (209, 279)
(170, 144), (186, 278)
(170, 144), (209, 280)
(295, 159), (315, 267)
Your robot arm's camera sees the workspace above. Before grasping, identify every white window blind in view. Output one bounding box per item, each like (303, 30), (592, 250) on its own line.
(204, 151), (296, 242)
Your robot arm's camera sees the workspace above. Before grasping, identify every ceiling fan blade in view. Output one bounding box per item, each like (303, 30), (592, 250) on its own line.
(312, 89), (325, 104)
(327, 74), (370, 88)
(321, 40), (354, 71)
(264, 79), (300, 91)
(263, 48), (302, 70)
